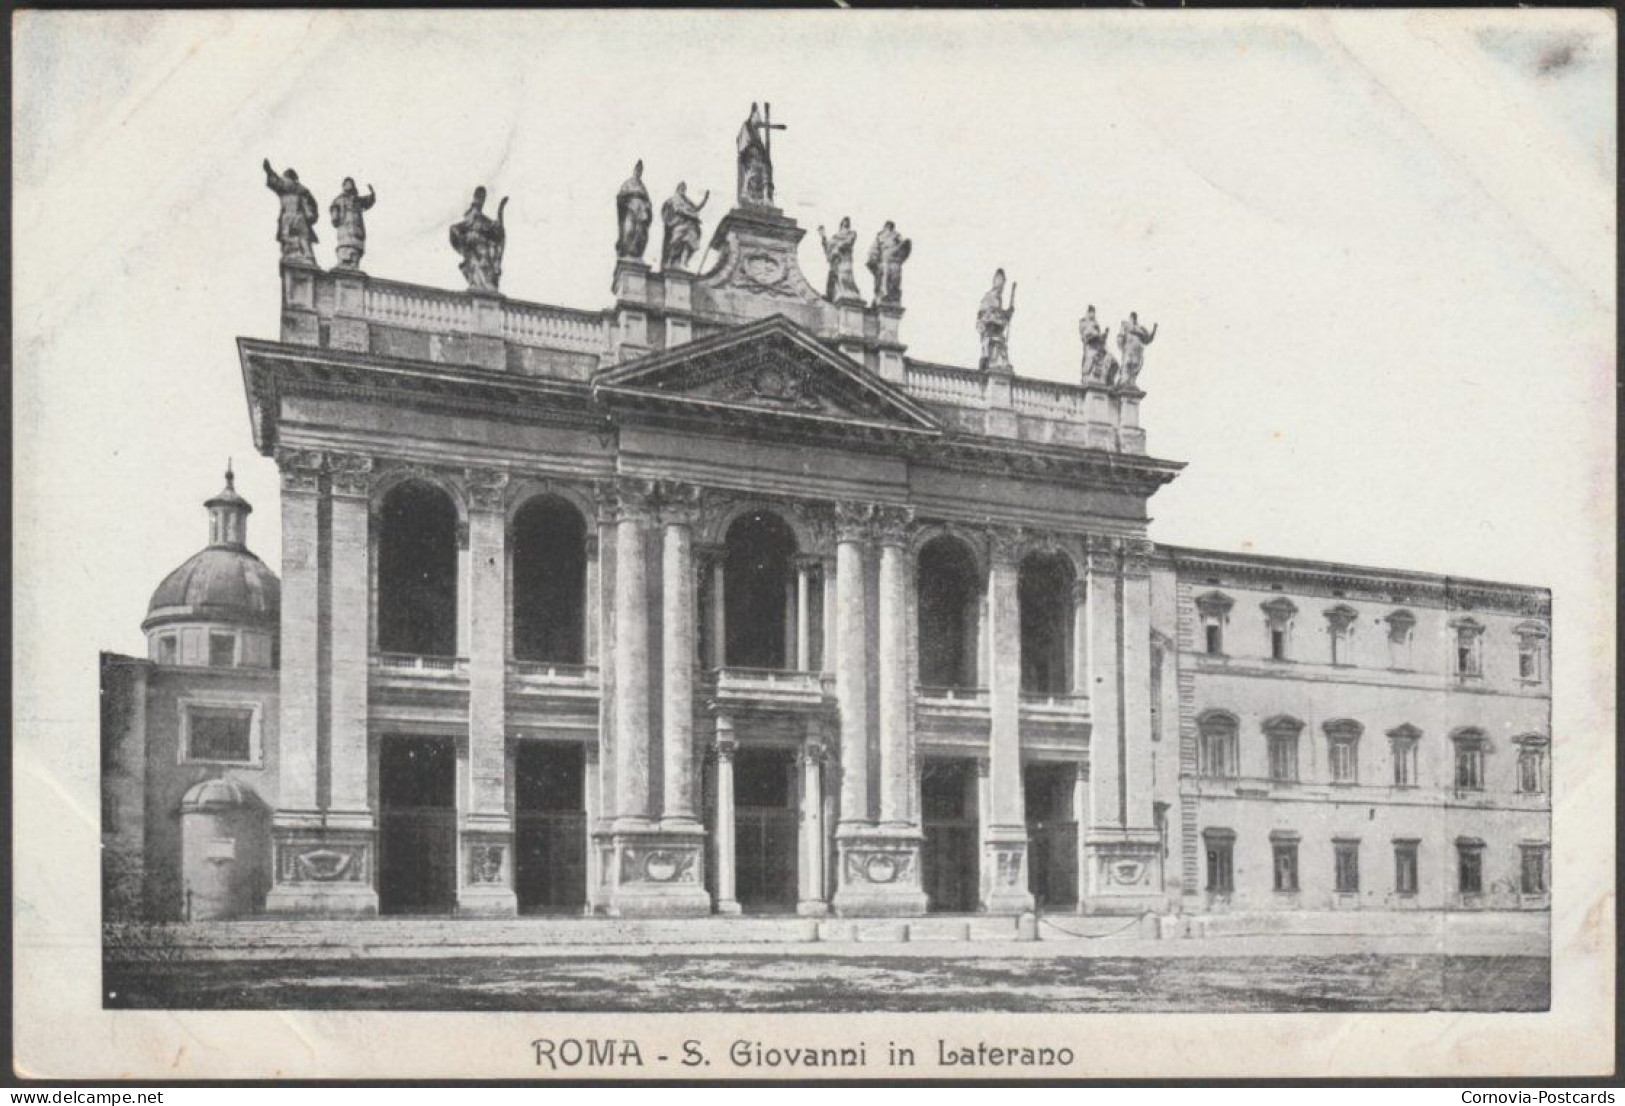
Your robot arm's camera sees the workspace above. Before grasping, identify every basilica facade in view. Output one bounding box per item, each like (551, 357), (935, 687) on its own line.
(100, 119), (1551, 925)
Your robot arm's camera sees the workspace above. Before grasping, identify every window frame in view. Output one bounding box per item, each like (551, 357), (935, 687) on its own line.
(1203, 830), (1236, 895)
(1333, 839), (1361, 893)
(1197, 712), (1240, 780)
(208, 630), (238, 668)
(1385, 610), (1416, 670)
(1263, 715), (1303, 785)
(1324, 719), (1363, 786)
(1261, 597), (1298, 662)
(1456, 839), (1485, 896)
(1520, 844), (1549, 895)
(1393, 839), (1420, 896)
(1453, 731), (1488, 792)
(1516, 739), (1548, 794)
(1271, 836), (1300, 893)
(1195, 591), (1233, 657)
(1451, 617), (1485, 678)
(1388, 724), (1421, 788)
(1514, 622), (1548, 684)
(178, 697), (264, 767)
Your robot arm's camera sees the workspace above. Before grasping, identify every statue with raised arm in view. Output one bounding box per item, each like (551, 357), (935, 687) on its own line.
(660, 182), (710, 271)
(976, 269), (1017, 372)
(866, 221), (912, 306)
(616, 160), (652, 261)
(818, 217), (862, 302)
(1080, 304), (1119, 384)
(329, 177), (377, 271)
(1117, 312), (1158, 388)
(449, 186), (508, 292)
(263, 159), (319, 265)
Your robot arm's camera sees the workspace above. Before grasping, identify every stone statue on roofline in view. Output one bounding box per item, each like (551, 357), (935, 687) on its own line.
(263, 159), (319, 266)
(976, 269), (1017, 373)
(449, 186), (508, 292)
(818, 217), (862, 302)
(867, 221), (911, 306)
(1117, 312), (1158, 388)
(1079, 304), (1120, 385)
(736, 102), (785, 207)
(329, 177), (377, 271)
(660, 182), (710, 272)
(616, 160), (652, 262)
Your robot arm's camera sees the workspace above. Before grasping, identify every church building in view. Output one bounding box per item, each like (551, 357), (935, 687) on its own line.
(100, 109), (1551, 925)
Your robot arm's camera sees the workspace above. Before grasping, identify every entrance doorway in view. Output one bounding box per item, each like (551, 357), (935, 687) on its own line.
(1024, 763), (1079, 908)
(734, 747), (797, 912)
(921, 758), (979, 912)
(378, 736), (458, 915)
(515, 742), (588, 914)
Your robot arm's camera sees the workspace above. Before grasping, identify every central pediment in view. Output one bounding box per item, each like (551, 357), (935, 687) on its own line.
(593, 316), (942, 436)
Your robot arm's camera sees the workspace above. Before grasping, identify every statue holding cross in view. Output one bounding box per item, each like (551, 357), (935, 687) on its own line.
(736, 102), (786, 208)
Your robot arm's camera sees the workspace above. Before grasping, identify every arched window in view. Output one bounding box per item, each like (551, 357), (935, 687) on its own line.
(724, 510), (798, 670)
(917, 535), (981, 689)
(512, 496), (587, 665)
(1198, 710), (1239, 779)
(1263, 715), (1303, 783)
(1020, 552), (1075, 694)
(378, 480), (459, 657)
(1324, 719), (1363, 784)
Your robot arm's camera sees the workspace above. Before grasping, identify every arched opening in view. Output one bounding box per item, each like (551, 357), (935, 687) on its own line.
(1019, 551), (1074, 694)
(917, 535), (981, 689)
(378, 480), (459, 657)
(724, 510), (798, 670)
(511, 496), (587, 664)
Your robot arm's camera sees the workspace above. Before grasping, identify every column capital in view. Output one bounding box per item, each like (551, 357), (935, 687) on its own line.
(802, 743), (826, 767)
(987, 524), (1024, 568)
(465, 466), (510, 513)
(1071, 578), (1090, 605)
(612, 477), (659, 523)
(275, 446), (326, 495)
(792, 552), (824, 573)
(976, 756), (991, 778)
(1122, 537), (1154, 579)
(834, 500), (875, 543)
(716, 737), (737, 761)
(872, 505), (915, 547)
(326, 451), (375, 499)
(657, 480), (704, 527)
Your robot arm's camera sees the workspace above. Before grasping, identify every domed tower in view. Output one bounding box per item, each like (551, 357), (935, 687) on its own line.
(143, 464), (281, 668)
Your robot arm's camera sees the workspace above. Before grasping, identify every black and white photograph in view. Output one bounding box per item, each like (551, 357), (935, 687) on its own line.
(12, 7), (1616, 1081)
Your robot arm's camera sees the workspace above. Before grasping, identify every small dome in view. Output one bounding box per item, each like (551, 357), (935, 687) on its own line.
(180, 777), (256, 813)
(144, 546), (280, 631)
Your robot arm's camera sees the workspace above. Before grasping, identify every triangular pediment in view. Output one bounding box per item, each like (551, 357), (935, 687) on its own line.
(594, 316), (942, 435)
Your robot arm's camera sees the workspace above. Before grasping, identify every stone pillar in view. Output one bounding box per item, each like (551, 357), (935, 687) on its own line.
(1080, 536), (1164, 913)
(584, 535), (600, 665)
(1072, 578), (1091, 697)
(584, 743), (603, 914)
(832, 502), (926, 916)
(460, 467), (516, 916)
(710, 550), (728, 669)
(875, 507), (914, 826)
(266, 449), (376, 916)
(326, 454), (373, 820)
(591, 485), (617, 886)
(798, 741), (829, 915)
(820, 555), (839, 675)
(713, 716), (741, 914)
(612, 480), (654, 830)
(976, 756), (993, 905)
(1073, 760), (1090, 914)
(660, 483), (702, 830)
(795, 555), (817, 672)
(983, 527), (1034, 913)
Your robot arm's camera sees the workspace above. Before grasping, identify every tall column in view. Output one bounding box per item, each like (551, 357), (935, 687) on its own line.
(833, 502), (871, 830)
(326, 453), (373, 818)
(983, 527), (1034, 912)
(460, 467), (516, 916)
(593, 486), (618, 844)
(976, 756), (993, 905)
(795, 556), (817, 672)
(1071, 578), (1091, 697)
(613, 480), (654, 828)
(710, 551), (728, 669)
(798, 741), (828, 915)
(1072, 760), (1090, 914)
(660, 483), (701, 829)
(713, 716), (741, 914)
(584, 743), (602, 914)
(1085, 539), (1124, 833)
(820, 555), (838, 675)
(273, 449), (322, 818)
(584, 535), (601, 665)
(875, 507), (913, 826)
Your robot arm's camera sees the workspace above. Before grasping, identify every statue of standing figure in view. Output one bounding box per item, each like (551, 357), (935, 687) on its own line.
(1117, 312), (1158, 388)
(449, 186), (508, 292)
(818, 217), (862, 302)
(660, 182), (710, 271)
(736, 102), (783, 207)
(616, 160), (652, 261)
(263, 159), (319, 265)
(976, 269), (1018, 372)
(328, 177), (377, 271)
(867, 221), (912, 306)
(1079, 304), (1119, 384)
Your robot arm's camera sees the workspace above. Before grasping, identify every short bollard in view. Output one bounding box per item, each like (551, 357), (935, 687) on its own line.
(1016, 911), (1038, 942)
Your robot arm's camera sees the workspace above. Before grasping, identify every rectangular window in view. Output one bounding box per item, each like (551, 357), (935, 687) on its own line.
(1329, 740), (1358, 784)
(1394, 842), (1419, 895)
(1205, 624), (1222, 655)
(209, 632), (237, 667)
(157, 635), (178, 665)
(1520, 846), (1549, 894)
(186, 706), (254, 762)
(1392, 740), (1418, 787)
(1272, 841), (1299, 892)
(1270, 629), (1286, 660)
(1205, 838), (1234, 894)
(1518, 748), (1545, 793)
(1329, 632), (1345, 665)
(1268, 736), (1298, 783)
(1201, 732), (1238, 779)
(1455, 743), (1485, 791)
(1458, 844), (1484, 895)
(1334, 842), (1360, 893)
(1518, 651), (1535, 679)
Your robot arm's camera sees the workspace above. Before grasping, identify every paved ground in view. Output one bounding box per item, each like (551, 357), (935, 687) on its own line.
(104, 951), (1548, 1012)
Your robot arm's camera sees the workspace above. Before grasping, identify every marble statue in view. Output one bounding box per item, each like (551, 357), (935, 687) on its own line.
(976, 269), (1017, 372)
(867, 221), (912, 306)
(736, 102), (784, 207)
(449, 186), (508, 292)
(660, 182), (710, 271)
(263, 160), (319, 265)
(328, 178), (377, 271)
(1117, 312), (1158, 388)
(1079, 304), (1120, 384)
(818, 217), (862, 301)
(616, 160), (652, 261)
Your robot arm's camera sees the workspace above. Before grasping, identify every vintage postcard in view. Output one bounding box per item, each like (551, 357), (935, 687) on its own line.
(12, 7), (1616, 1081)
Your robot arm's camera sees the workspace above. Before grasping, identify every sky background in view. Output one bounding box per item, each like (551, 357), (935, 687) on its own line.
(14, 9), (1615, 662)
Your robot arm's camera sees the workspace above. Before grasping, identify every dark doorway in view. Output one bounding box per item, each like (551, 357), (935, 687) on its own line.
(378, 481), (460, 657)
(1020, 553), (1074, 694)
(921, 758), (979, 912)
(378, 736), (457, 915)
(734, 747), (797, 911)
(514, 742), (587, 914)
(1024, 763), (1079, 908)
(917, 536), (981, 689)
(512, 497), (587, 665)
(724, 511), (797, 670)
